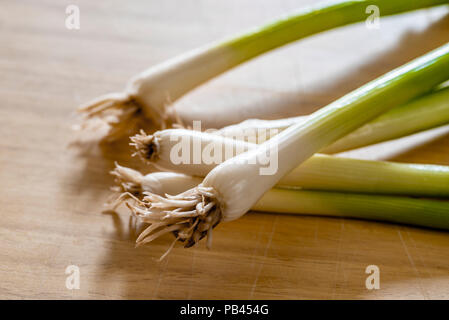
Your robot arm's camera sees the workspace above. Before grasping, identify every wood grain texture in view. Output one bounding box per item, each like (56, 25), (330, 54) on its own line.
(1, 0), (449, 299)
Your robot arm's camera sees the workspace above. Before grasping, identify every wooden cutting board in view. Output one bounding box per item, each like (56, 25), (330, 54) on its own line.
(1, 0), (449, 299)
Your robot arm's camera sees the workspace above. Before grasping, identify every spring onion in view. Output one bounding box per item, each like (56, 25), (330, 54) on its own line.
(131, 129), (449, 197)
(126, 43), (449, 249)
(214, 86), (449, 152)
(78, 0), (449, 141)
(323, 85), (449, 153)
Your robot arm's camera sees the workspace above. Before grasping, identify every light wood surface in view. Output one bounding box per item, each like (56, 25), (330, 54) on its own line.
(1, 0), (449, 299)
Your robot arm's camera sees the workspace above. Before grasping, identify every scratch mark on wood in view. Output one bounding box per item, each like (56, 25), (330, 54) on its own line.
(187, 249), (196, 300)
(397, 229), (429, 299)
(249, 215), (278, 299)
(151, 252), (170, 299)
(406, 230), (432, 278)
(331, 219), (344, 299)
(249, 221), (266, 270)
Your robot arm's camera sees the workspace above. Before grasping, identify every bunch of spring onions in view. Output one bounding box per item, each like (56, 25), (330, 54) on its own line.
(113, 43), (449, 255)
(78, 0), (449, 142)
(76, 0), (449, 257)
